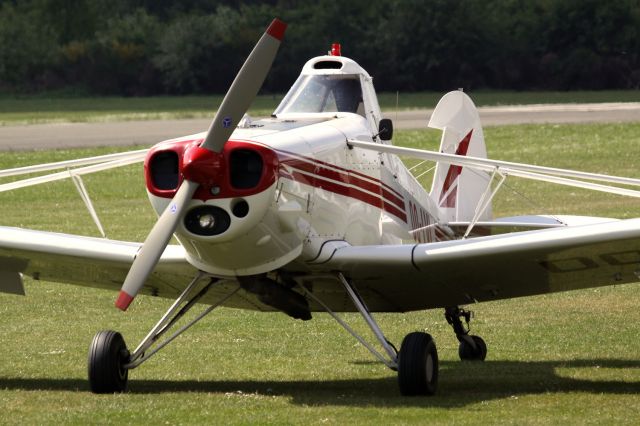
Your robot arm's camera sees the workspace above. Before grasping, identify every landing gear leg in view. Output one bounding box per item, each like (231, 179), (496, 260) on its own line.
(87, 273), (238, 393)
(445, 306), (487, 361)
(301, 273), (440, 396)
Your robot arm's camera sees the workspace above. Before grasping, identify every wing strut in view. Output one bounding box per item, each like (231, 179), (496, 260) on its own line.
(123, 272), (240, 370)
(463, 169), (507, 239)
(69, 171), (105, 238)
(299, 273), (398, 370)
(347, 139), (640, 198)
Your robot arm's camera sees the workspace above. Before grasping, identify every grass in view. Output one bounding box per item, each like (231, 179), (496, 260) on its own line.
(1, 90), (639, 125)
(0, 123), (640, 424)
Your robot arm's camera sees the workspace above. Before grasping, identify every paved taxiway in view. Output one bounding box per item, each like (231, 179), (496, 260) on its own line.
(0, 103), (638, 151)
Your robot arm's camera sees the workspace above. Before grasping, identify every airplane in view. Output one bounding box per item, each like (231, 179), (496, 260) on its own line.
(1, 18), (640, 396)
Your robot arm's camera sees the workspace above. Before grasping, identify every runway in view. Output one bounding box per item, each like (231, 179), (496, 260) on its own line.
(0, 102), (638, 151)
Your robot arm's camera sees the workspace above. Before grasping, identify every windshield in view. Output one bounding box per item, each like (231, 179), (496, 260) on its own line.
(275, 74), (364, 116)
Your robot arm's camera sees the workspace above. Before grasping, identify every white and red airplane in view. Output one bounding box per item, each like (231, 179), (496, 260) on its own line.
(1, 19), (640, 396)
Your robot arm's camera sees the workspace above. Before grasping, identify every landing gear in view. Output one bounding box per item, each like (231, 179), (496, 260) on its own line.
(445, 306), (487, 361)
(88, 330), (130, 393)
(87, 273), (239, 394)
(398, 332), (438, 396)
(459, 335), (487, 361)
(302, 273), (441, 396)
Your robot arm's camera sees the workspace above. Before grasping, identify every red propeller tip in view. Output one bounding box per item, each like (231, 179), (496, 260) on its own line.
(266, 18), (287, 41)
(115, 290), (135, 311)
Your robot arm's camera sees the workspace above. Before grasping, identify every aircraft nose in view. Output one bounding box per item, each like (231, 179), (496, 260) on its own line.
(182, 144), (225, 187)
(144, 139), (279, 241)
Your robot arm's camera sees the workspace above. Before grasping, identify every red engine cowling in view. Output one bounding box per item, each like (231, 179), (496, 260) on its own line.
(144, 138), (279, 202)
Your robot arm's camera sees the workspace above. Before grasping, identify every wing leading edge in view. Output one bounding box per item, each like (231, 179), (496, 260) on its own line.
(0, 226), (196, 299)
(316, 218), (640, 311)
(0, 227), (295, 312)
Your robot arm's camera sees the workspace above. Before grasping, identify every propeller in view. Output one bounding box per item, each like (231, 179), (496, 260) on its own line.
(115, 18), (287, 311)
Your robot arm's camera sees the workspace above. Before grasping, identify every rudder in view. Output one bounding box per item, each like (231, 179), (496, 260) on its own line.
(428, 91), (492, 223)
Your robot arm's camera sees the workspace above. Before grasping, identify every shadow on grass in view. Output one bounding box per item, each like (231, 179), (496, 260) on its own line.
(1, 359), (639, 407)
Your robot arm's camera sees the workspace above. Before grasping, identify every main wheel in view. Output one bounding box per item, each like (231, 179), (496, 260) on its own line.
(458, 335), (487, 361)
(397, 331), (438, 396)
(88, 330), (130, 393)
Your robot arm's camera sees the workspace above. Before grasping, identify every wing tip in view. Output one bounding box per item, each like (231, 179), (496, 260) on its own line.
(115, 290), (134, 311)
(267, 18), (287, 41)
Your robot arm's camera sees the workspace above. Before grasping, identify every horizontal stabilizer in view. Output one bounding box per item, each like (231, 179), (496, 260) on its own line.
(446, 215), (617, 238)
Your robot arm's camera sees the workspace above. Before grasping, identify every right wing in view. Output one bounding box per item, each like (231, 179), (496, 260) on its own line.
(0, 226), (278, 312)
(0, 226), (196, 298)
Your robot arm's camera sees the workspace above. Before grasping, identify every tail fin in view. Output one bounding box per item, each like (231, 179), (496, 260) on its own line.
(428, 91), (492, 223)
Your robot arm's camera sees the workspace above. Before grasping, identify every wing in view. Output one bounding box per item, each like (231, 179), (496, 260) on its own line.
(0, 226), (284, 311)
(0, 226), (196, 298)
(3, 219), (639, 313)
(308, 218), (640, 312)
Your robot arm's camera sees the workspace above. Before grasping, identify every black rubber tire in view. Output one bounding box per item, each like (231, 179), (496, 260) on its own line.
(472, 335), (487, 360)
(459, 335), (487, 361)
(398, 332), (438, 396)
(88, 330), (130, 394)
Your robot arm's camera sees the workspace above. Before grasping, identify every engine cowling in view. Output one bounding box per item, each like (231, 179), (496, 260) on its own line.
(144, 138), (302, 276)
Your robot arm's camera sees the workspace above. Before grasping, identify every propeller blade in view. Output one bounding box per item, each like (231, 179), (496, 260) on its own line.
(115, 18), (287, 311)
(201, 18), (287, 152)
(115, 180), (198, 311)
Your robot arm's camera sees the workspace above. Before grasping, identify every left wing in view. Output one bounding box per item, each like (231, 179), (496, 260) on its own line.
(310, 218), (640, 311)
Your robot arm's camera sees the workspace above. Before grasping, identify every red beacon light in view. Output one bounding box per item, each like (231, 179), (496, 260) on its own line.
(329, 43), (341, 56)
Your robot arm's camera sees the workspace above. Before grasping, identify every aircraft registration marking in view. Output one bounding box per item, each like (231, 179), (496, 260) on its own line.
(408, 200), (437, 243)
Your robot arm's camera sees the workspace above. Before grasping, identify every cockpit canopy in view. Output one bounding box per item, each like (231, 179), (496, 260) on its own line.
(274, 74), (364, 116)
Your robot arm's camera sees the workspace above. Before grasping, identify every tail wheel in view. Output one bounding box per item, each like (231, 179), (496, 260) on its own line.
(398, 332), (438, 396)
(459, 335), (487, 361)
(88, 330), (130, 394)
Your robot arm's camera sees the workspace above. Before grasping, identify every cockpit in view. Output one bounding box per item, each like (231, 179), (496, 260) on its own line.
(269, 47), (391, 142)
(274, 74), (364, 116)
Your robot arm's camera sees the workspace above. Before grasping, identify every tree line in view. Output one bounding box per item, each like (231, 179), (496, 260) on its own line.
(1, 0), (638, 95)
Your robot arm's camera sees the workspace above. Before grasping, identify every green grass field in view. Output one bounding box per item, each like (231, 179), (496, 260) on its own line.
(1, 123), (640, 424)
(1, 90), (639, 125)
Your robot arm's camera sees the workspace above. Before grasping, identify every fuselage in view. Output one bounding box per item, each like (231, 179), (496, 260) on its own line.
(143, 54), (443, 277)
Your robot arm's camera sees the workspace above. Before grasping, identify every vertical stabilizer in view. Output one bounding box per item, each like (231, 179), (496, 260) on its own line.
(429, 91), (492, 223)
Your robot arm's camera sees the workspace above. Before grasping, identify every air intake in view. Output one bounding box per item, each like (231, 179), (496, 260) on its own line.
(150, 151), (179, 190)
(313, 60), (343, 70)
(230, 149), (263, 189)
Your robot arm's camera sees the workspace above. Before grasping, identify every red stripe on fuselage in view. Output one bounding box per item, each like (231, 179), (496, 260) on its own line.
(283, 169), (408, 222)
(277, 151), (405, 209)
(314, 155), (405, 201)
(276, 148), (404, 201)
(227, 139), (408, 223)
